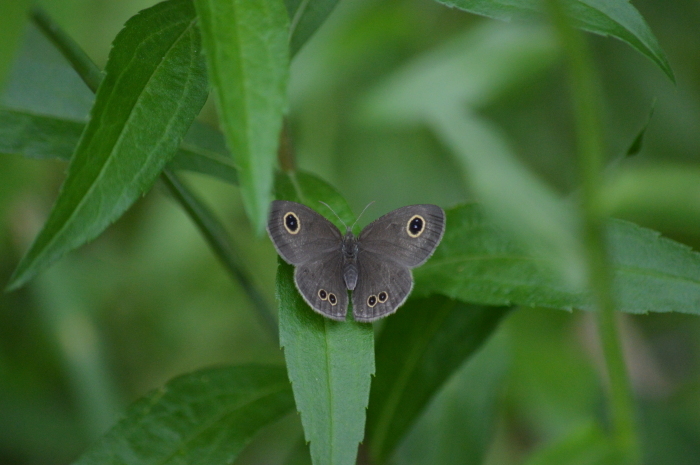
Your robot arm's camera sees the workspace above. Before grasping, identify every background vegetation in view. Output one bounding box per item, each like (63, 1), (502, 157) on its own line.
(1, 0), (699, 464)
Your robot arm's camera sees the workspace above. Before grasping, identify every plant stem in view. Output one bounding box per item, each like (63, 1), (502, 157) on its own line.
(545, 1), (640, 463)
(31, 6), (278, 340)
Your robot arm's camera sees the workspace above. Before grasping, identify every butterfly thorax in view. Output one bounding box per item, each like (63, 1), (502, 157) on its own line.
(341, 230), (359, 290)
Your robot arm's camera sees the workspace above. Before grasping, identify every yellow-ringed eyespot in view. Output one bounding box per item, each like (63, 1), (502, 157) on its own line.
(406, 215), (425, 237)
(328, 293), (337, 305)
(284, 212), (300, 234)
(367, 295), (377, 307)
(318, 289), (328, 300)
(378, 292), (388, 303)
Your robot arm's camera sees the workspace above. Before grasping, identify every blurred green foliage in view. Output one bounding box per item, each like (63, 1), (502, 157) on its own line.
(1, 0), (700, 464)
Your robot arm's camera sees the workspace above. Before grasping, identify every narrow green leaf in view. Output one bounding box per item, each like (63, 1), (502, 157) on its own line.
(625, 100), (655, 157)
(277, 261), (374, 465)
(602, 165), (700, 236)
(73, 365), (295, 465)
(286, 0), (341, 57)
(358, 21), (559, 126)
(0, 108), (238, 184)
(0, 0), (30, 90)
(0, 108), (84, 160)
(393, 329), (509, 465)
(435, 0), (674, 82)
(7, 0), (209, 290)
(194, 0), (289, 234)
(366, 296), (510, 462)
(274, 171), (374, 465)
(522, 421), (616, 465)
(432, 107), (587, 292)
(415, 204), (700, 315)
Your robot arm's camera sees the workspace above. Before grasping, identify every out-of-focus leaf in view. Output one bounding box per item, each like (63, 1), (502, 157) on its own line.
(435, 0), (674, 82)
(432, 108), (587, 292)
(358, 22), (559, 126)
(366, 296), (510, 462)
(602, 164), (700, 236)
(286, 0), (340, 57)
(7, 0), (209, 290)
(194, 0), (289, 234)
(0, 0), (30, 90)
(275, 171), (374, 465)
(625, 101), (655, 157)
(284, 437), (312, 465)
(415, 204), (700, 315)
(72, 365), (295, 465)
(0, 109), (238, 184)
(522, 421), (616, 465)
(392, 328), (509, 465)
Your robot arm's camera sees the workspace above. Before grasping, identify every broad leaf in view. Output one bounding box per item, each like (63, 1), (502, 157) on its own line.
(366, 296), (510, 462)
(392, 328), (509, 465)
(415, 204), (700, 315)
(435, 0), (674, 82)
(0, 109), (237, 183)
(286, 0), (341, 57)
(73, 365), (295, 465)
(522, 421), (616, 465)
(275, 171), (374, 465)
(194, 0), (289, 234)
(8, 0), (209, 290)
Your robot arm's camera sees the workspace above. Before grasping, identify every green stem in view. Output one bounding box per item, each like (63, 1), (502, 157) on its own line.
(31, 6), (277, 340)
(546, 1), (640, 463)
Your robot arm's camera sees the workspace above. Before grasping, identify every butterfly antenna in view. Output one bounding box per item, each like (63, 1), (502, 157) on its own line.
(350, 201), (375, 231)
(318, 201), (348, 230)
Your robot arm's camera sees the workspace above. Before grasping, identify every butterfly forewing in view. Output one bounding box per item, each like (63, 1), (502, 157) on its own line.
(267, 201), (342, 265)
(358, 204), (445, 267)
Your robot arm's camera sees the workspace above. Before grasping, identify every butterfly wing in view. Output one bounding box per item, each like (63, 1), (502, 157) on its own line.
(358, 204), (445, 267)
(352, 251), (413, 322)
(353, 205), (445, 322)
(267, 200), (348, 320)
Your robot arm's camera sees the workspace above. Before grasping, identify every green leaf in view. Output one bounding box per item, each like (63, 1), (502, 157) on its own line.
(277, 261), (374, 465)
(358, 21), (559, 126)
(432, 107), (587, 292)
(435, 0), (674, 82)
(72, 365), (295, 465)
(392, 329), (509, 465)
(602, 164), (700, 236)
(625, 100), (655, 157)
(522, 421), (616, 465)
(415, 204), (700, 315)
(275, 171), (374, 465)
(7, 0), (209, 290)
(0, 0), (30, 90)
(194, 0), (289, 234)
(366, 296), (510, 462)
(286, 0), (341, 57)
(0, 108), (238, 184)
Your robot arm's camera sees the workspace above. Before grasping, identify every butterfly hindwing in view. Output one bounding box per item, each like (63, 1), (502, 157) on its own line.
(352, 250), (412, 322)
(295, 253), (348, 320)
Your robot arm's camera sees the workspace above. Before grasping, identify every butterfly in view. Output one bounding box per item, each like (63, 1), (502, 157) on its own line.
(267, 200), (445, 322)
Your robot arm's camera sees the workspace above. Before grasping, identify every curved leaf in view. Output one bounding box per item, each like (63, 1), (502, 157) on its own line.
(73, 365), (295, 465)
(415, 204), (700, 315)
(366, 296), (510, 462)
(436, 0), (674, 82)
(286, 0), (341, 57)
(194, 0), (289, 234)
(0, 108), (238, 184)
(8, 0), (209, 290)
(275, 171), (374, 465)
